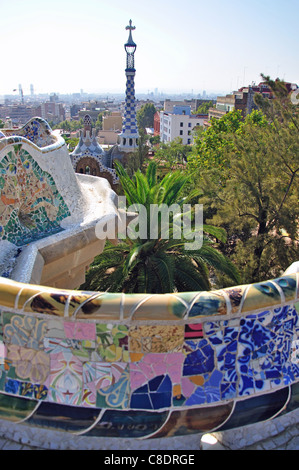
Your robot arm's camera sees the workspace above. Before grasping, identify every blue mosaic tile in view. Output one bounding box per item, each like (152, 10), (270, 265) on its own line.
(130, 375), (172, 410)
(183, 340), (215, 375)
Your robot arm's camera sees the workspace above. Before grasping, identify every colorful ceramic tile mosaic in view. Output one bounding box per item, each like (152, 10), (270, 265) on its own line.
(0, 143), (70, 247)
(0, 272), (298, 438)
(3, 118), (55, 148)
(0, 117), (298, 439)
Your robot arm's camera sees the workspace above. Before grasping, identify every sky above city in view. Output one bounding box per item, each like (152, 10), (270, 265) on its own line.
(1, 0), (298, 96)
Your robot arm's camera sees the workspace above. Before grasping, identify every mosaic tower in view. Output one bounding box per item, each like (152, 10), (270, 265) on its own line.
(119, 20), (139, 153)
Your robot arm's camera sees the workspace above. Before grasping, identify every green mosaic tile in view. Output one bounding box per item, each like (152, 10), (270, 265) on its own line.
(0, 392), (38, 421)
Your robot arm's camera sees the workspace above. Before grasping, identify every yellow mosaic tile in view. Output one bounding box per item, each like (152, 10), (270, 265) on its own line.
(130, 294), (187, 321)
(129, 325), (185, 354)
(272, 274), (297, 303)
(0, 278), (21, 309)
(122, 294), (150, 319)
(75, 293), (122, 320)
(188, 291), (227, 318)
(13, 283), (61, 311)
(223, 285), (248, 314)
(23, 292), (69, 316)
(129, 352), (144, 362)
(241, 281), (282, 313)
(67, 293), (96, 316)
(189, 375), (205, 386)
(173, 384), (182, 397)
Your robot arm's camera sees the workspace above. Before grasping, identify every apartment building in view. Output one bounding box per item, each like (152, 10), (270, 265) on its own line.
(160, 105), (207, 145)
(164, 98), (209, 113)
(78, 101), (106, 122)
(39, 101), (65, 123)
(208, 81), (298, 123)
(0, 101), (66, 125)
(208, 87), (256, 121)
(102, 112), (122, 131)
(154, 111), (160, 136)
(0, 105), (35, 125)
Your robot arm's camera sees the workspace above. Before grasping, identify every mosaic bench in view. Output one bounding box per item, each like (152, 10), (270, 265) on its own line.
(0, 117), (119, 287)
(0, 269), (298, 440)
(0, 118), (298, 440)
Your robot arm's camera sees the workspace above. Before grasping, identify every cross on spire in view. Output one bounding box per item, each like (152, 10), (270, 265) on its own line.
(126, 19), (136, 32)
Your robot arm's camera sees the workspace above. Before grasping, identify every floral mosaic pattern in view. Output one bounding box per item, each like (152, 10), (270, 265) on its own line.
(0, 299), (298, 417)
(96, 324), (129, 362)
(83, 362), (129, 408)
(48, 350), (83, 406)
(0, 144), (70, 246)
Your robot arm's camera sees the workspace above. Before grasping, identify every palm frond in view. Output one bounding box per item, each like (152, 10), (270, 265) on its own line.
(203, 224), (227, 243)
(174, 255), (210, 292)
(146, 161), (157, 188)
(82, 161), (240, 294)
(147, 251), (175, 293)
(192, 244), (240, 284)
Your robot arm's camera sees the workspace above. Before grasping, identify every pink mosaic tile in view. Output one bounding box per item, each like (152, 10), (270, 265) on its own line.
(48, 351), (83, 405)
(130, 353), (185, 392)
(64, 322), (96, 341)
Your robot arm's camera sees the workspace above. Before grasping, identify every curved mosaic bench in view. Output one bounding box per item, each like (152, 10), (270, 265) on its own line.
(0, 118), (298, 441)
(0, 266), (298, 440)
(0, 117), (119, 287)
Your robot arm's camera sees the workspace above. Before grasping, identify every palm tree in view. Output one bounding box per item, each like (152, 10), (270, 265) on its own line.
(81, 162), (240, 293)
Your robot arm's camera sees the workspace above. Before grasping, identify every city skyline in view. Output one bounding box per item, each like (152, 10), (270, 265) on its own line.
(1, 0), (298, 97)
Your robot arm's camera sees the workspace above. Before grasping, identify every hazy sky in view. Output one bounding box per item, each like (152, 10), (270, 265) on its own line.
(1, 0), (298, 96)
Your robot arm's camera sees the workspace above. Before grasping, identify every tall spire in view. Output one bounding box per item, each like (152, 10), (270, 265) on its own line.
(118, 20), (139, 153)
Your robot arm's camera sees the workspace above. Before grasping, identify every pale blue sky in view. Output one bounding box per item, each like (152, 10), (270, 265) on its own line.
(1, 0), (298, 96)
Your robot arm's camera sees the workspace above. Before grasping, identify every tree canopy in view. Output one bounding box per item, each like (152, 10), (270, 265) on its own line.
(188, 76), (299, 284)
(153, 137), (192, 171)
(188, 109), (268, 174)
(137, 103), (156, 130)
(192, 101), (214, 114)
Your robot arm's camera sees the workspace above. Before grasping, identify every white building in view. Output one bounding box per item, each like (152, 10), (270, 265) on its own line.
(160, 105), (207, 145)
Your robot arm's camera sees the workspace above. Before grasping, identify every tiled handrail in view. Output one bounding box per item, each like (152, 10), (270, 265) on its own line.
(0, 272), (298, 321)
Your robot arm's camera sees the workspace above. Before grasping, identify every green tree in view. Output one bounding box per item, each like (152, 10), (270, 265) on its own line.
(64, 136), (79, 151)
(95, 113), (103, 130)
(197, 77), (299, 283)
(53, 119), (83, 132)
(81, 162), (240, 293)
(153, 138), (192, 171)
(123, 129), (150, 177)
(137, 103), (156, 130)
(192, 101), (214, 114)
(149, 135), (160, 145)
(188, 110), (244, 174)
